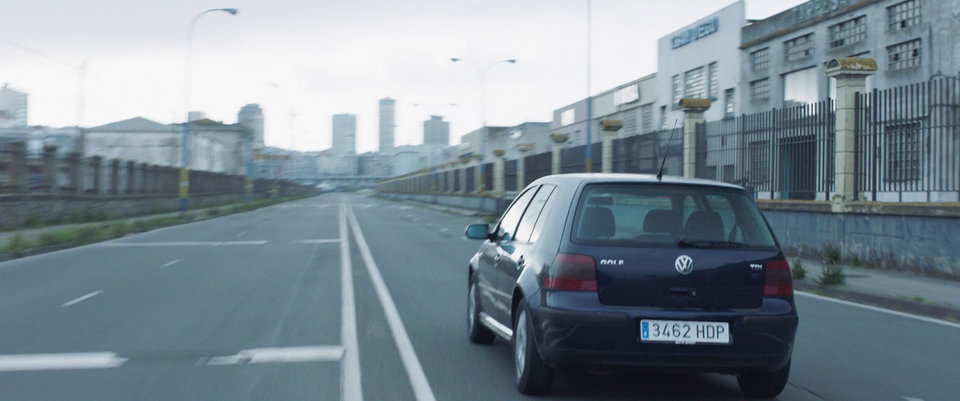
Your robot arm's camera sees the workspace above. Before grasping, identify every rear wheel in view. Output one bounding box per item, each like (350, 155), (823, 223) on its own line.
(467, 276), (495, 344)
(514, 303), (554, 395)
(737, 360), (791, 399)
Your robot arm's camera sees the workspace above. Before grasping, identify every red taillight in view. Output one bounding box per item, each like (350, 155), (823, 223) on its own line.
(544, 253), (598, 291)
(763, 259), (793, 297)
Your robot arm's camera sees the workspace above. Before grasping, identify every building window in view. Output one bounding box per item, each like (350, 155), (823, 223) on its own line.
(783, 67), (819, 108)
(751, 48), (770, 71)
(784, 33), (815, 62)
(884, 120), (921, 182)
(724, 88), (735, 116)
(887, 0), (921, 32)
(829, 16), (866, 48)
(887, 39), (922, 71)
(708, 62), (718, 99)
(684, 67), (706, 99)
(641, 103), (654, 134)
(671, 75), (682, 105)
(750, 79), (770, 101)
(749, 141), (770, 185)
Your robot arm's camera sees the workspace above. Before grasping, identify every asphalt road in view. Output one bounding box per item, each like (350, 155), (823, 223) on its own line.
(0, 193), (956, 400)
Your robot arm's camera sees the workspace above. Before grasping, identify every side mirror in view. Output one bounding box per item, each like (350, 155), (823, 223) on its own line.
(465, 223), (492, 240)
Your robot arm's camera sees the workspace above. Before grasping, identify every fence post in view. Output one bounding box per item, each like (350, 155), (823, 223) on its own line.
(109, 159), (121, 195)
(679, 99), (710, 178)
(42, 145), (58, 193)
(825, 57), (877, 207)
(600, 120), (624, 173)
(492, 149), (506, 197)
(473, 155), (483, 194)
(550, 133), (569, 175)
(459, 157), (470, 194)
(516, 143), (532, 190)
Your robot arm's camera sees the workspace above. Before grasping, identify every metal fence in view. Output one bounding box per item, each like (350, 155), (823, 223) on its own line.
(525, 152), (552, 184)
(696, 100), (835, 200)
(855, 75), (960, 202)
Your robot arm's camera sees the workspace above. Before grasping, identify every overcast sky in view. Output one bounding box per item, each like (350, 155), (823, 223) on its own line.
(1, 0), (806, 153)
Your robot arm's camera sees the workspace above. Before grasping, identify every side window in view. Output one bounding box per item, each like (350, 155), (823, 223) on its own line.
(516, 184), (556, 243)
(497, 186), (539, 242)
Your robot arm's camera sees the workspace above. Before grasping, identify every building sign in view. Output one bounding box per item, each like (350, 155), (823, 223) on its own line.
(671, 17), (719, 49)
(613, 85), (639, 106)
(791, 0), (852, 25)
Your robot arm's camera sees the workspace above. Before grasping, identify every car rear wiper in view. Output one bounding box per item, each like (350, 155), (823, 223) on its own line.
(677, 239), (751, 249)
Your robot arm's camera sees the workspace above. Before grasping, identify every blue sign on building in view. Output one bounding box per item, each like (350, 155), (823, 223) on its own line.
(671, 17), (720, 49)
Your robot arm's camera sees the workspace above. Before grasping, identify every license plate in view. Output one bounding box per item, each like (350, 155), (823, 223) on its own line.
(640, 320), (730, 344)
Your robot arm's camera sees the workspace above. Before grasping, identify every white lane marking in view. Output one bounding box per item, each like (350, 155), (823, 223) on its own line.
(161, 259), (181, 268)
(205, 346), (344, 366)
(438, 228), (449, 233)
(796, 291), (960, 329)
(315, 205), (330, 209)
(237, 231), (246, 237)
(0, 353), (126, 371)
(902, 397), (925, 401)
(340, 203), (363, 401)
(346, 204), (436, 401)
(290, 239), (342, 244)
(60, 290), (103, 307)
(96, 241), (267, 247)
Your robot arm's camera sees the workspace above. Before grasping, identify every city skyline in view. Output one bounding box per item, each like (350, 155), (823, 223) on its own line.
(1, 0), (806, 153)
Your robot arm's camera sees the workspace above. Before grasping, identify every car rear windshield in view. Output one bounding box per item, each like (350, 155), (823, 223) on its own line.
(571, 183), (778, 250)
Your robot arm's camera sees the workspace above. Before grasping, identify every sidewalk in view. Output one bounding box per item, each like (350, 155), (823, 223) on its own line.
(792, 258), (960, 323)
(0, 211), (183, 247)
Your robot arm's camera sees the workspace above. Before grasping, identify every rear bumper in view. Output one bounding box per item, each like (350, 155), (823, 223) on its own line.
(532, 293), (798, 374)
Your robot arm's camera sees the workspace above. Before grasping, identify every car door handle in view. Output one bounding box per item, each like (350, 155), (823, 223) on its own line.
(517, 255), (525, 268)
(493, 255), (501, 263)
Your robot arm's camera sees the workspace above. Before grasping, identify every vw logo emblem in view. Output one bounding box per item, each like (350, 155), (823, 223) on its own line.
(675, 255), (693, 275)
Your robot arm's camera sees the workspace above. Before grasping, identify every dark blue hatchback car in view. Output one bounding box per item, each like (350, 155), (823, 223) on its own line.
(465, 174), (798, 398)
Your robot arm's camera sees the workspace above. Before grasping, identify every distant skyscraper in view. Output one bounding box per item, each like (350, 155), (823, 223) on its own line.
(332, 114), (357, 154)
(423, 115), (450, 146)
(238, 104), (264, 145)
(0, 83), (28, 128)
(378, 98), (395, 153)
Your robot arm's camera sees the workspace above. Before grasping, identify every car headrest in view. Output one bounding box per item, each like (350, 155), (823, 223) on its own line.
(684, 211), (724, 241)
(579, 207), (616, 240)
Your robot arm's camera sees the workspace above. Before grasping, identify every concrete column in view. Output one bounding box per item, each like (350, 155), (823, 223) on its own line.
(125, 161), (135, 194)
(88, 156), (103, 194)
(459, 157), (470, 194)
(550, 133), (569, 175)
(10, 141), (27, 193)
(679, 98), (710, 178)
(826, 57), (877, 207)
(492, 149), (506, 197)
(600, 120), (623, 173)
(110, 159), (121, 195)
(43, 145), (58, 193)
(473, 155), (483, 194)
(516, 143), (531, 190)
(67, 152), (84, 195)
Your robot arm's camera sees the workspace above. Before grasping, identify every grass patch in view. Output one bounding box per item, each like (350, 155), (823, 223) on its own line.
(817, 264), (846, 287)
(912, 295), (927, 303)
(1, 195), (308, 259)
(791, 261), (807, 280)
(822, 243), (841, 265)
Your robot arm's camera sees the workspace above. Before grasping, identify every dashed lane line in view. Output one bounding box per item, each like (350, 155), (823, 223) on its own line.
(95, 241), (268, 247)
(60, 290), (103, 307)
(340, 203), (363, 401)
(0, 353), (126, 371)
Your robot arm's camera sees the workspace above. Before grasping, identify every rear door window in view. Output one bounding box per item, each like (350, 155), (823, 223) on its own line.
(571, 183), (776, 249)
(497, 186), (538, 242)
(515, 184), (556, 243)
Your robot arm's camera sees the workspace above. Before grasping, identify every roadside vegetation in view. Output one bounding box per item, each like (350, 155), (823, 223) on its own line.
(791, 260), (807, 280)
(0, 196), (308, 259)
(817, 243), (846, 287)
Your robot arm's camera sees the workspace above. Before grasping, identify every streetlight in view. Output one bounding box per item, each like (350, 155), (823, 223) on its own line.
(451, 57), (516, 190)
(180, 7), (238, 213)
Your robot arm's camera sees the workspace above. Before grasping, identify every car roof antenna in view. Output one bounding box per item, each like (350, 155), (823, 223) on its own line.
(656, 119), (680, 182)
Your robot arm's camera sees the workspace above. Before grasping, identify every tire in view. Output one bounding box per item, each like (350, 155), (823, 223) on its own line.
(737, 360), (791, 399)
(514, 302), (554, 395)
(467, 276), (495, 344)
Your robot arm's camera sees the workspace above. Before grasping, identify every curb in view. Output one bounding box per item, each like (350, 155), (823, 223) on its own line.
(795, 281), (960, 323)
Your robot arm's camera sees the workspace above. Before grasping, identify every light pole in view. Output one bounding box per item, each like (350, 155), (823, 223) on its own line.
(585, 0), (593, 173)
(450, 58), (516, 161)
(180, 7), (238, 213)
